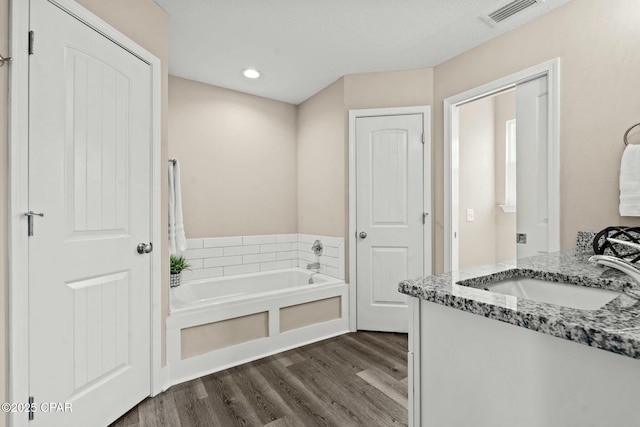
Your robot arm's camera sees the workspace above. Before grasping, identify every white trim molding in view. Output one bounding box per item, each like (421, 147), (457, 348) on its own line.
(444, 58), (561, 272)
(348, 106), (432, 332)
(8, 1), (163, 425)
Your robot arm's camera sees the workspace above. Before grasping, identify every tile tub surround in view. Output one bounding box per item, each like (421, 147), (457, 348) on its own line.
(399, 249), (640, 360)
(182, 234), (345, 281)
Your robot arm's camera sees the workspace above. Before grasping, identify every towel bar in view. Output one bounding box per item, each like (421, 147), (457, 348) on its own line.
(624, 123), (640, 146)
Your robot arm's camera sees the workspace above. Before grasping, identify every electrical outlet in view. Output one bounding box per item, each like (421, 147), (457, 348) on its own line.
(466, 208), (475, 222)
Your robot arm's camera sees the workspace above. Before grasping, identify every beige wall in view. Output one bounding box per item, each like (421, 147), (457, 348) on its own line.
(458, 97), (497, 268)
(168, 76), (298, 238)
(1, 0), (7, 425)
(297, 78), (346, 237)
(458, 91), (517, 268)
(433, 0), (640, 272)
(494, 91), (517, 263)
(344, 68), (434, 111)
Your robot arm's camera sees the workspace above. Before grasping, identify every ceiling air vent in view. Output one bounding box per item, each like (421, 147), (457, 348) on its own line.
(488, 0), (539, 23)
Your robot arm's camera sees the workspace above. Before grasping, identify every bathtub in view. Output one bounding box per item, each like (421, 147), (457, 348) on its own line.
(166, 268), (349, 385)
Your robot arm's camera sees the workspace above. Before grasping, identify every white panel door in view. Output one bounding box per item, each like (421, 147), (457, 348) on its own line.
(28, 1), (152, 425)
(356, 114), (425, 333)
(516, 76), (549, 258)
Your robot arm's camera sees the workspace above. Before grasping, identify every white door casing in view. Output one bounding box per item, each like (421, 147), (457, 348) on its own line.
(9, 0), (162, 425)
(352, 110), (430, 333)
(516, 76), (549, 258)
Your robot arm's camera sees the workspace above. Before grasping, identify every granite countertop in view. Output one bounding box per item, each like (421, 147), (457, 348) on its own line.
(399, 249), (640, 360)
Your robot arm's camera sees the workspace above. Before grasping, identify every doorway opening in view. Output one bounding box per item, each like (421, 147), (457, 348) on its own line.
(444, 59), (560, 272)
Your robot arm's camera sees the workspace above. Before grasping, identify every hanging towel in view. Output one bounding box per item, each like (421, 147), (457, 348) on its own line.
(168, 160), (188, 255)
(620, 144), (640, 216)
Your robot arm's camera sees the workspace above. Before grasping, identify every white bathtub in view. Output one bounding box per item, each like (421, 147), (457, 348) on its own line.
(166, 268), (349, 385)
(170, 268), (343, 312)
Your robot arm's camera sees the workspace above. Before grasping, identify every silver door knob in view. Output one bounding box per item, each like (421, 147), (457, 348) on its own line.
(359, 231), (367, 239)
(137, 242), (153, 254)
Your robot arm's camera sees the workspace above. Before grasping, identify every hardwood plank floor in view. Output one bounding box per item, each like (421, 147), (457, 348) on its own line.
(111, 332), (408, 427)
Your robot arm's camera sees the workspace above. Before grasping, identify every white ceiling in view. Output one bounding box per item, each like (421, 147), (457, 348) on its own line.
(153, 0), (569, 105)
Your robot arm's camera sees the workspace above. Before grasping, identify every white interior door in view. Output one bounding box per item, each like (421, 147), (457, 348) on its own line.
(28, 1), (152, 425)
(516, 76), (549, 258)
(356, 114), (425, 333)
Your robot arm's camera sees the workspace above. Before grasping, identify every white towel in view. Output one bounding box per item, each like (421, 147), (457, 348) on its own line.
(168, 160), (188, 255)
(620, 144), (640, 216)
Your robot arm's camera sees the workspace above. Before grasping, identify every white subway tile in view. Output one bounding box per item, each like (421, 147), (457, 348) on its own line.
(187, 259), (204, 270)
(276, 234), (297, 243)
(203, 255), (243, 268)
(261, 260), (293, 271)
(224, 245), (260, 256)
(298, 234), (316, 244)
(299, 251), (317, 262)
(182, 267), (223, 281)
(203, 236), (243, 248)
(323, 256), (339, 268)
(324, 246), (338, 258)
(337, 243), (345, 279)
(243, 253), (277, 264)
(224, 264), (260, 276)
(243, 235), (277, 245)
(261, 243), (292, 253)
(277, 251), (297, 261)
(325, 266), (340, 278)
(322, 236), (344, 247)
(186, 239), (204, 249)
(184, 247), (224, 260)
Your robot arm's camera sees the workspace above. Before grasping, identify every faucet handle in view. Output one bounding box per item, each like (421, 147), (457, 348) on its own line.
(311, 240), (323, 256)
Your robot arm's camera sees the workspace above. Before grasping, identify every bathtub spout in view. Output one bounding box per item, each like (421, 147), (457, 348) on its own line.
(307, 262), (320, 284)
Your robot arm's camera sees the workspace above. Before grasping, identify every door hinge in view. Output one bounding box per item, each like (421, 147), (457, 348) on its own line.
(421, 132), (425, 144)
(28, 396), (35, 421)
(28, 31), (34, 55)
(423, 212), (429, 224)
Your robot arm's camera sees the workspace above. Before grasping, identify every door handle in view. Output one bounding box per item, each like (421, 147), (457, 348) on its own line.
(24, 211), (45, 236)
(137, 242), (153, 254)
(359, 231), (367, 239)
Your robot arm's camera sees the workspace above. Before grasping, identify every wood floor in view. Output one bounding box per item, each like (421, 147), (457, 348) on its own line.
(111, 332), (408, 427)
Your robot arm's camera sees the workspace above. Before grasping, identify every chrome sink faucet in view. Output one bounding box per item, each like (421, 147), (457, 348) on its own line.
(589, 238), (640, 285)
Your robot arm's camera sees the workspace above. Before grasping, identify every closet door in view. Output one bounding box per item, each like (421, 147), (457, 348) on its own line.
(28, 1), (153, 425)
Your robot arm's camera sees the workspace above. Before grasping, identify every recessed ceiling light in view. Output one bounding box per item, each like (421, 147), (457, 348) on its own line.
(243, 68), (261, 79)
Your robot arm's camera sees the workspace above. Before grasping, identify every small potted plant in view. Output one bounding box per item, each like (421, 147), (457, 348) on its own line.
(170, 255), (190, 288)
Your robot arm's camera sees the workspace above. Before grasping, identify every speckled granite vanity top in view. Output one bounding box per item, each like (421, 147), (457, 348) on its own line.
(399, 249), (640, 359)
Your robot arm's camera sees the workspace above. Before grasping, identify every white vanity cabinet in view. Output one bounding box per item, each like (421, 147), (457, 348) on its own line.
(408, 298), (640, 427)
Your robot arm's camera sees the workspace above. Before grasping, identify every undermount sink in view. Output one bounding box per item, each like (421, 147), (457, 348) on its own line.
(484, 277), (621, 310)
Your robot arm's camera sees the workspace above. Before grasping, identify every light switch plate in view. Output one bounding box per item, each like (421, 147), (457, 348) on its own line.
(466, 209), (475, 222)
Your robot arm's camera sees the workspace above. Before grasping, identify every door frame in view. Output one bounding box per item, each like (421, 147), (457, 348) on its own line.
(348, 106), (432, 332)
(443, 58), (561, 272)
(8, 1), (163, 424)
